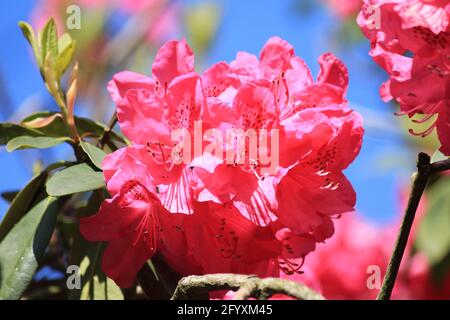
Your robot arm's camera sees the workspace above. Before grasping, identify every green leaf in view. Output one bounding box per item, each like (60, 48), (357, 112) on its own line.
(56, 33), (76, 78)
(1, 191), (19, 204)
(416, 179), (450, 265)
(68, 191), (104, 269)
(18, 21), (41, 67)
(85, 275), (124, 300)
(46, 163), (105, 197)
(76, 117), (128, 145)
(6, 136), (70, 152)
(68, 240), (124, 300)
(0, 197), (60, 300)
(0, 171), (48, 242)
(79, 244), (124, 300)
(46, 161), (75, 172)
(21, 113), (62, 129)
(67, 192), (106, 300)
(80, 141), (107, 169)
(43, 52), (60, 95)
(40, 19), (58, 67)
(21, 112), (127, 144)
(0, 123), (43, 145)
(21, 112), (68, 137)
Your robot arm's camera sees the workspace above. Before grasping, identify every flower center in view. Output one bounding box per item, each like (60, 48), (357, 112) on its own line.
(120, 180), (148, 206)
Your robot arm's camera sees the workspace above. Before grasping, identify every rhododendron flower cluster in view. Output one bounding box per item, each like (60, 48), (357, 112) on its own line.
(358, 0), (450, 155)
(80, 37), (364, 288)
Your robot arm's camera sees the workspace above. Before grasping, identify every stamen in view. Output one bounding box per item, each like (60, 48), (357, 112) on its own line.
(278, 255), (306, 275)
(147, 141), (175, 171)
(412, 113), (436, 124)
(394, 103), (427, 116)
(408, 120), (437, 137)
(216, 218), (239, 259)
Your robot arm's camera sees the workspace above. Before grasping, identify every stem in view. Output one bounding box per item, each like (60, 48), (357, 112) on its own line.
(430, 158), (450, 173)
(98, 112), (118, 149)
(377, 153), (450, 300)
(171, 274), (324, 300)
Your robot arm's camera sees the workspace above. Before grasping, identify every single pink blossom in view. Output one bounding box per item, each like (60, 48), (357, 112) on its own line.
(281, 190), (450, 300)
(107, 39), (198, 215)
(79, 147), (200, 287)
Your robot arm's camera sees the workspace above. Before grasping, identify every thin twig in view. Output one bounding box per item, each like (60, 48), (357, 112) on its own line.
(430, 158), (450, 173)
(377, 153), (450, 300)
(171, 274), (324, 300)
(98, 112), (118, 149)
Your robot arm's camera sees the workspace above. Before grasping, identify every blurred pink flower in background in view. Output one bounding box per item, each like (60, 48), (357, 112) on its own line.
(324, 0), (362, 19)
(33, 0), (106, 30)
(32, 0), (179, 43)
(289, 214), (396, 300)
(30, 0), (181, 120)
(358, 0), (450, 155)
(220, 184), (450, 300)
(281, 186), (450, 300)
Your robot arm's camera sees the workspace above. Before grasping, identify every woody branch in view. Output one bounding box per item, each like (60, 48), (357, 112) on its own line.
(171, 274), (324, 300)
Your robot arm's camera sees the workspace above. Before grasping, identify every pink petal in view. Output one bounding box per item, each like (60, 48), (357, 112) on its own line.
(152, 39), (195, 87)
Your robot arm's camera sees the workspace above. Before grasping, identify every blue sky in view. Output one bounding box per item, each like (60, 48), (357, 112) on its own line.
(0, 0), (415, 224)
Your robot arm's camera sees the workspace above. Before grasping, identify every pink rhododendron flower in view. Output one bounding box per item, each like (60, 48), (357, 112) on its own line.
(107, 39), (198, 215)
(358, 0), (450, 155)
(79, 147), (200, 287)
(185, 37), (363, 275)
(80, 37), (364, 287)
